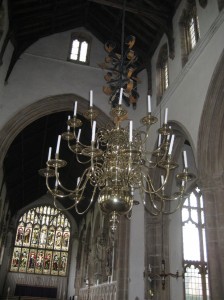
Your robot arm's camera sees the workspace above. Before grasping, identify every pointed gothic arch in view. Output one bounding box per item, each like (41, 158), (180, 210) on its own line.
(197, 49), (224, 299)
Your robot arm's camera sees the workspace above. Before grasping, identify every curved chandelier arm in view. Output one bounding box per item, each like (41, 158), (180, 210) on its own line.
(161, 197), (185, 215)
(137, 125), (154, 146)
(67, 140), (92, 164)
(76, 153), (92, 164)
(46, 176), (75, 198)
(141, 170), (170, 195)
(53, 196), (77, 211)
(142, 195), (163, 216)
(74, 186), (97, 215)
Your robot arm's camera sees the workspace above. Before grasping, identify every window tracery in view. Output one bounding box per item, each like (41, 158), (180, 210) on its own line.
(10, 205), (70, 276)
(182, 187), (210, 299)
(179, 0), (200, 66)
(156, 43), (169, 105)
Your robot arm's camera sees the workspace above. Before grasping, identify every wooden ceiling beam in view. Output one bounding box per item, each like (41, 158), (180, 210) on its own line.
(88, 0), (167, 21)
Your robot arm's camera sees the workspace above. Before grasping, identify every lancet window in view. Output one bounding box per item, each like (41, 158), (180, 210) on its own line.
(10, 205), (70, 276)
(156, 43), (169, 105)
(182, 187), (210, 299)
(179, 0), (200, 66)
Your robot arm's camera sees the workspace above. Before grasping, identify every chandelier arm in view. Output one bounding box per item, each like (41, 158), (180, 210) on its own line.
(161, 197), (185, 215)
(53, 196), (77, 211)
(139, 186), (164, 216)
(45, 176), (70, 197)
(74, 186), (97, 215)
(139, 126), (153, 145)
(141, 171), (169, 195)
(66, 139), (93, 164)
(54, 171), (80, 194)
(76, 153), (92, 164)
(142, 198), (162, 216)
(78, 171), (91, 193)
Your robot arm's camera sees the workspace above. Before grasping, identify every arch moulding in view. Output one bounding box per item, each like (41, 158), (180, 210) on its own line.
(197, 49), (224, 300)
(0, 93), (112, 166)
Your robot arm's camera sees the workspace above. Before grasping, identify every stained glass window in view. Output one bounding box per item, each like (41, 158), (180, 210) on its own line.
(10, 206), (70, 276)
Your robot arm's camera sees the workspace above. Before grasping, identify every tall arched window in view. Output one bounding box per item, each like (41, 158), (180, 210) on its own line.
(179, 0), (200, 66)
(182, 187), (210, 299)
(156, 43), (169, 105)
(10, 205), (70, 276)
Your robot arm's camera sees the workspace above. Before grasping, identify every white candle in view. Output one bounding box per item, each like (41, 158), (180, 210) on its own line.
(73, 101), (77, 116)
(119, 88), (123, 105)
(164, 108), (168, 124)
(183, 150), (188, 168)
(90, 90), (93, 107)
(168, 134), (175, 155)
(47, 147), (52, 161)
(147, 95), (151, 113)
(158, 134), (161, 147)
(91, 121), (96, 142)
(129, 120), (133, 142)
(67, 115), (71, 131)
(56, 135), (61, 155)
(77, 129), (81, 142)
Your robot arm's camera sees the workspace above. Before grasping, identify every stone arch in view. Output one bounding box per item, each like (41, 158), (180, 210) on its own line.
(0, 93), (130, 300)
(217, 0), (224, 11)
(197, 49), (224, 299)
(144, 120), (196, 299)
(0, 93), (112, 166)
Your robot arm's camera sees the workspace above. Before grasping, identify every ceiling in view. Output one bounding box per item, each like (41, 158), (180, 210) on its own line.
(3, 0), (181, 225)
(6, 0), (181, 81)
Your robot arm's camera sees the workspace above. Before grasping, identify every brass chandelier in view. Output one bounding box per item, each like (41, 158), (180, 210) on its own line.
(39, 89), (195, 231)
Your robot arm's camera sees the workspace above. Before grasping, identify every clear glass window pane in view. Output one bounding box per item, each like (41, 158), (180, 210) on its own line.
(202, 228), (207, 261)
(70, 39), (80, 60)
(190, 193), (197, 207)
(164, 62), (169, 89)
(183, 223), (200, 260)
(191, 209), (199, 224)
(182, 187), (209, 299)
(70, 37), (89, 63)
(79, 41), (88, 62)
(189, 18), (196, 49)
(185, 265), (203, 299)
(182, 208), (189, 222)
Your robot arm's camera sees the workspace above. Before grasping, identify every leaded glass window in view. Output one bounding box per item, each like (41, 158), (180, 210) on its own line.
(182, 187), (210, 300)
(179, 0), (200, 66)
(156, 43), (169, 105)
(68, 33), (91, 65)
(10, 205), (70, 276)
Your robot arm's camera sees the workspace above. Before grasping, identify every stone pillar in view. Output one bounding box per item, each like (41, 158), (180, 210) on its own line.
(116, 216), (130, 300)
(145, 214), (170, 300)
(200, 175), (224, 299)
